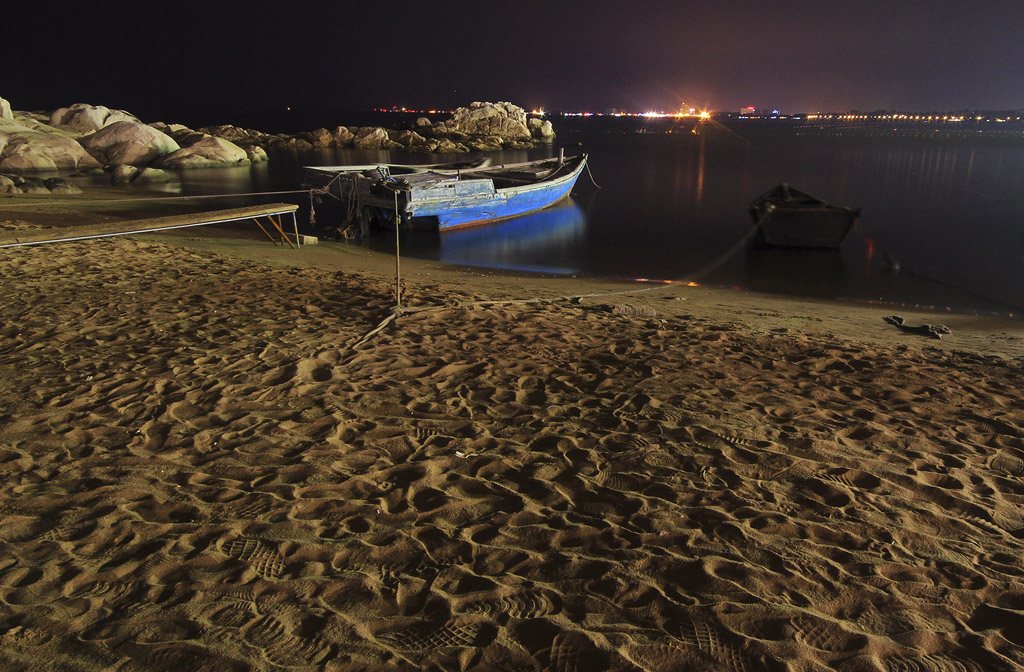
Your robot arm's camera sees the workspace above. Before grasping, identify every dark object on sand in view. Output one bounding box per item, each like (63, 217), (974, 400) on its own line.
(884, 315), (952, 340)
(749, 183), (860, 248)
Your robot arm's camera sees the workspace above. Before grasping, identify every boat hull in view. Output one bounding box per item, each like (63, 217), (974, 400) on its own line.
(755, 209), (857, 248)
(409, 155), (588, 231)
(427, 175), (582, 231)
(749, 183), (859, 248)
(304, 155), (588, 233)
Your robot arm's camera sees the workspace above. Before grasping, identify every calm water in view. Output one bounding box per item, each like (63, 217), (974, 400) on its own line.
(133, 118), (1024, 315)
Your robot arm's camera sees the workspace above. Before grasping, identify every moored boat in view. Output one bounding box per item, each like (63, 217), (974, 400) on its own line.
(749, 183), (860, 248)
(304, 154), (588, 232)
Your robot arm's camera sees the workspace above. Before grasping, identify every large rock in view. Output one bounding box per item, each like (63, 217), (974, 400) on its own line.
(0, 132), (102, 172)
(0, 173), (83, 194)
(353, 127), (401, 149)
(44, 176), (82, 194)
(133, 167), (171, 184)
(244, 145), (268, 162)
(110, 164), (140, 184)
(50, 104), (139, 134)
(78, 121), (180, 166)
(467, 135), (504, 152)
(304, 128), (334, 148)
(333, 126), (354, 146)
(155, 134), (250, 169)
(390, 129), (431, 150)
(197, 124), (259, 143)
(440, 101), (532, 142)
(0, 97), (12, 120)
(434, 138), (468, 153)
(528, 117), (555, 141)
(196, 124), (272, 160)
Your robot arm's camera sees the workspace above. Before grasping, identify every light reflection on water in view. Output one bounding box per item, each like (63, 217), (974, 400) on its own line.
(124, 125), (1024, 314)
(436, 200), (587, 275)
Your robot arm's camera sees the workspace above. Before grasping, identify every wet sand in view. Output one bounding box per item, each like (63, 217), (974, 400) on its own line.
(1, 210), (1023, 671)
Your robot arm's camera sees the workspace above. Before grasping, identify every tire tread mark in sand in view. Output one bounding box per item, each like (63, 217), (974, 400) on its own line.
(376, 621), (481, 650)
(220, 538), (284, 579)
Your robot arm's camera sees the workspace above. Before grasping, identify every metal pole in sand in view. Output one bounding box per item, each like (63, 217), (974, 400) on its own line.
(393, 190), (401, 308)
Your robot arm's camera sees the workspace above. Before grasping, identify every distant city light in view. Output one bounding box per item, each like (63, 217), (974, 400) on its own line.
(364, 105), (1023, 128)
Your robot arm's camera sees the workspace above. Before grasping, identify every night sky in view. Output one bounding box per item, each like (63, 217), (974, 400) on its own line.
(5, 0), (1024, 119)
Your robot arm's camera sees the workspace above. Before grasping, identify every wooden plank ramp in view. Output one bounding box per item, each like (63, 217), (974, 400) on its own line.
(0, 202), (301, 248)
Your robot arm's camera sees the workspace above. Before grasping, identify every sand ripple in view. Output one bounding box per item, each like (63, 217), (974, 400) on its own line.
(1, 239), (1023, 670)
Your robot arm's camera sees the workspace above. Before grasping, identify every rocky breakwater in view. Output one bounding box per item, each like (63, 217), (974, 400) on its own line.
(0, 96), (264, 192)
(198, 101), (556, 153)
(0, 97), (555, 194)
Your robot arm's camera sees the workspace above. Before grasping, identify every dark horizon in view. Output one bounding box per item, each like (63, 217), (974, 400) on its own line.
(5, 0), (1024, 121)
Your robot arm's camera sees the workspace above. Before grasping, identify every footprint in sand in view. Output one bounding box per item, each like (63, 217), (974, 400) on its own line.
(202, 602), (256, 629)
(914, 470), (966, 490)
(988, 449), (1024, 476)
(296, 357), (334, 383)
(546, 630), (611, 672)
(137, 644), (245, 672)
(1, 625), (53, 649)
(375, 620), (483, 650)
(243, 613), (328, 667)
(219, 538), (285, 579)
(664, 613), (755, 672)
(790, 614), (866, 653)
(825, 468), (882, 491)
(884, 653), (984, 672)
(453, 589), (562, 619)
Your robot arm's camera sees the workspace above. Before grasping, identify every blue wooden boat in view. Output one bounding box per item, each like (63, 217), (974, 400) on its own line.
(304, 154), (587, 232)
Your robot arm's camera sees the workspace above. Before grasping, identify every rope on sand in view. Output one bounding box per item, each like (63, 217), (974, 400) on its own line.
(347, 282), (686, 350)
(348, 221), (764, 348)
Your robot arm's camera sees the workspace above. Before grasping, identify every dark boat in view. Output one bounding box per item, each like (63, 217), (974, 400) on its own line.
(749, 183), (860, 248)
(304, 154), (587, 232)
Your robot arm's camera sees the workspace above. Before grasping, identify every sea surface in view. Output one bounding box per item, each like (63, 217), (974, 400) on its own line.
(112, 113), (1024, 315)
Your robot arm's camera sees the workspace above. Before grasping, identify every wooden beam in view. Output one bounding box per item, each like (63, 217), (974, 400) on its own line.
(0, 203), (300, 248)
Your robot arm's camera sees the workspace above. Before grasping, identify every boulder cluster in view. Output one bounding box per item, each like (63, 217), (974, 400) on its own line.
(0, 97), (554, 191)
(0, 97), (267, 190)
(198, 101), (555, 153)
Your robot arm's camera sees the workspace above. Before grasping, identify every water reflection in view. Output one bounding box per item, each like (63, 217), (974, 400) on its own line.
(438, 199), (587, 275)
(115, 125), (1024, 314)
(741, 245), (847, 298)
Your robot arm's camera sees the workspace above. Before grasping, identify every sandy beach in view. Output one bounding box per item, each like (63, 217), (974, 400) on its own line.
(1, 205), (1023, 671)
